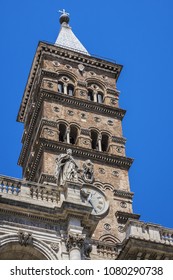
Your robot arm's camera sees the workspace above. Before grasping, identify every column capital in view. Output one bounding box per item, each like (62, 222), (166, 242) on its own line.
(66, 232), (86, 251)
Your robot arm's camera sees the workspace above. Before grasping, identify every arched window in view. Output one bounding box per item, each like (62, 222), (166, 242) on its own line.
(58, 82), (64, 93)
(59, 123), (67, 142)
(67, 84), (74, 96)
(88, 90), (94, 101)
(101, 134), (109, 152)
(91, 130), (99, 150)
(69, 125), (78, 144)
(97, 92), (103, 104)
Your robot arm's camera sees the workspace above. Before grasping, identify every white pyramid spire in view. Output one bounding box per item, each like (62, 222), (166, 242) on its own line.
(55, 10), (90, 56)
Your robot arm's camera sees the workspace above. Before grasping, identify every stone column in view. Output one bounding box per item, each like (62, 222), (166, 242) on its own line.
(66, 127), (70, 143)
(66, 233), (85, 260)
(64, 84), (68, 95)
(98, 134), (102, 151)
(93, 91), (97, 102)
(66, 217), (85, 260)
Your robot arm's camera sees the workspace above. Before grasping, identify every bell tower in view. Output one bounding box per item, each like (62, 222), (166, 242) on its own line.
(17, 10), (139, 259)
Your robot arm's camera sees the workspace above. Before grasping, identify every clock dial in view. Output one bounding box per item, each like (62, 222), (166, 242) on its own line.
(81, 187), (109, 216)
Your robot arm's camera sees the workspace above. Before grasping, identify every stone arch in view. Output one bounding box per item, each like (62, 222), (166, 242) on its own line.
(69, 122), (81, 130)
(99, 234), (120, 244)
(56, 119), (69, 126)
(58, 70), (77, 84)
(86, 78), (106, 92)
(103, 184), (114, 192)
(101, 130), (111, 137)
(86, 79), (106, 104)
(93, 182), (114, 192)
(93, 181), (105, 191)
(0, 234), (57, 260)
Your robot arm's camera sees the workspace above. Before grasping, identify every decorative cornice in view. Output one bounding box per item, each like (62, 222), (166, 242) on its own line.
(113, 189), (134, 199)
(115, 211), (140, 224)
(112, 136), (126, 145)
(17, 41), (123, 123)
(28, 140), (133, 181)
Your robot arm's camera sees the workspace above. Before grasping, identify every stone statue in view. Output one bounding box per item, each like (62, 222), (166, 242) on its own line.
(55, 149), (79, 186)
(82, 160), (94, 183)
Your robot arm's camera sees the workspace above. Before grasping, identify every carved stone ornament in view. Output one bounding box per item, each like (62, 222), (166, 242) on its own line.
(18, 231), (33, 246)
(44, 128), (55, 136)
(80, 91), (86, 96)
(89, 71), (96, 76)
(81, 129), (90, 136)
(81, 113), (87, 119)
(68, 110), (74, 116)
(78, 64), (85, 72)
(82, 139), (90, 145)
(112, 170), (119, 177)
(102, 75), (108, 80)
(99, 168), (105, 174)
(50, 242), (59, 253)
(82, 160), (94, 183)
(94, 117), (101, 123)
(120, 201), (127, 208)
(66, 233), (85, 251)
(65, 64), (72, 69)
(107, 120), (114, 126)
(104, 223), (111, 231)
(110, 98), (117, 105)
(45, 81), (54, 89)
(62, 76), (69, 82)
(83, 242), (92, 258)
(116, 146), (123, 153)
(118, 226), (125, 233)
(54, 106), (60, 112)
(52, 61), (60, 67)
(55, 149), (79, 187)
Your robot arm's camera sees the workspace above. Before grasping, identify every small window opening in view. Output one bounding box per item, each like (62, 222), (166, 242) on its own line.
(70, 126), (78, 144)
(67, 84), (74, 96)
(97, 92), (103, 103)
(91, 130), (99, 150)
(58, 82), (64, 93)
(101, 134), (109, 152)
(59, 123), (67, 142)
(88, 91), (94, 101)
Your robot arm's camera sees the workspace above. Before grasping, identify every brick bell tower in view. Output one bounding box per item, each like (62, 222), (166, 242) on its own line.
(17, 10), (139, 259)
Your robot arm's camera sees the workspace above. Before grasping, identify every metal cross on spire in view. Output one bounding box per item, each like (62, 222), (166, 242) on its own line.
(59, 9), (70, 16)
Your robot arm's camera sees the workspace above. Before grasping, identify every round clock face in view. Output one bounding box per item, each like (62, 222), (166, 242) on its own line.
(81, 187), (109, 216)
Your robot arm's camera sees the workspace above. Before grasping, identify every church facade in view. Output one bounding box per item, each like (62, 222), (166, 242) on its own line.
(0, 11), (173, 260)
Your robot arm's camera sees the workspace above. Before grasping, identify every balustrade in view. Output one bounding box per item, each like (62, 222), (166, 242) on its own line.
(0, 175), (59, 204)
(126, 220), (173, 246)
(30, 184), (58, 203)
(0, 176), (21, 195)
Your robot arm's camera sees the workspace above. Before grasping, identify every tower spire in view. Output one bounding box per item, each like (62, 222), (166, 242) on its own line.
(55, 9), (90, 56)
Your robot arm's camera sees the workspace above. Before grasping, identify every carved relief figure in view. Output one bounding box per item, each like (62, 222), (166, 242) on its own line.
(82, 160), (94, 183)
(55, 149), (79, 186)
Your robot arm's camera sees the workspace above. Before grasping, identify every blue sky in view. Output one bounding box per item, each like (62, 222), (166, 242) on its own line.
(1, 0), (173, 228)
